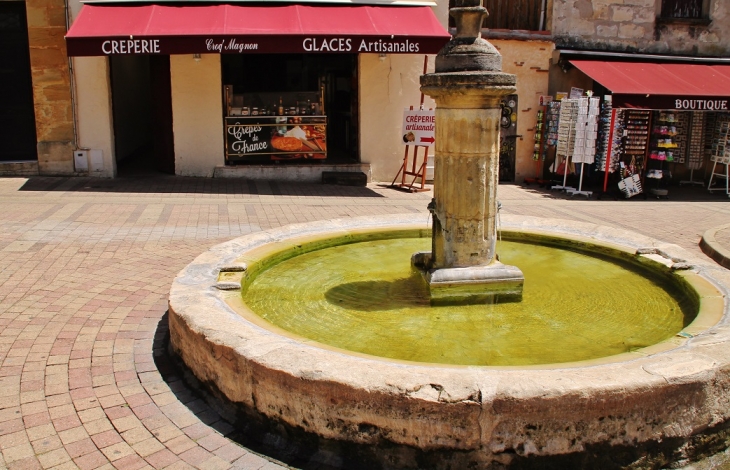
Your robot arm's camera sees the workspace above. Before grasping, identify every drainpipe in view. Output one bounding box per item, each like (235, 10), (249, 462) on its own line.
(65, 0), (81, 154)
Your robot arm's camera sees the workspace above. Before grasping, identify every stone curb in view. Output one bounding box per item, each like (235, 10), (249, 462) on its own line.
(700, 223), (730, 270)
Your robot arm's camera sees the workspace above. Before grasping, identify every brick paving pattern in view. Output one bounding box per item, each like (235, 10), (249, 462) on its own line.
(0, 175), (728, 470)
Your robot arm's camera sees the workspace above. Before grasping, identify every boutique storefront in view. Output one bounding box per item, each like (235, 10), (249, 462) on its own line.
(65, 1), (450, 180)
(541, 55), (730, 198)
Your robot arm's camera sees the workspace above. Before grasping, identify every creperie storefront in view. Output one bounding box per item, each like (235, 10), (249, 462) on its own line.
(64, 2), (451, 178)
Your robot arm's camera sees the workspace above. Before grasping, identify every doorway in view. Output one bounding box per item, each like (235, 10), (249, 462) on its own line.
(0, 2), (37, 161)
(110, 55), (175, 175)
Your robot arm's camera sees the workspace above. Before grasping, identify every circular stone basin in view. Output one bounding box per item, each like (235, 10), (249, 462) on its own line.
(169, 215), (730, 469)
(244, 236), (696, 366)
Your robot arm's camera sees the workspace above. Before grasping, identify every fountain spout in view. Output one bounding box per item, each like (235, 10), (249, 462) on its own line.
(413, 0), (524, 304)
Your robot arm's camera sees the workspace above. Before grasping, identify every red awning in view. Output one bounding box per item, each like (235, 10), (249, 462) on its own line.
(570, 60), (730, 110)
(65, 4), (451, 57)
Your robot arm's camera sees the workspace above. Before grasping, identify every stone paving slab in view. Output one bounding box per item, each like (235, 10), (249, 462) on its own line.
(0, 176), (728, 470)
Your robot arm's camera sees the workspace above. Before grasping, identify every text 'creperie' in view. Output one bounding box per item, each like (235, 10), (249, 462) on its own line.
(102, 39), (160, 55)
(405, 114), (434, 123)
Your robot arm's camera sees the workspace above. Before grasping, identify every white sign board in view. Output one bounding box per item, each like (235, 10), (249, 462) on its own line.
(402, 109), (435, 146)
(569, 87), (584, 99)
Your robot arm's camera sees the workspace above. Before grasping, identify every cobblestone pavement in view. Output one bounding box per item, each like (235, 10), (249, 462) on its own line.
(0, 175), (729, 470)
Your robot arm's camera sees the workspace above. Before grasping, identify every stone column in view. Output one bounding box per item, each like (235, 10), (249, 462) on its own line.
(413, 0), (524, 304)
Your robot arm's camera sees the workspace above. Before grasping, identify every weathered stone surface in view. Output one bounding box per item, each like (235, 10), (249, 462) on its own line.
(611, 5), (635, 22)
(596, 24), (619, 37)
(418, 13), (522, 303)
(552, 0), (730, 56)
(0, 161), (39, 176)
(169, 214), (730, 468)
(27, 26), (67, 49)
(37, 141), (75, 175)
(29, 48), (70, 69)
(618, 23), (647, 39)
(25, 0), (75, 177)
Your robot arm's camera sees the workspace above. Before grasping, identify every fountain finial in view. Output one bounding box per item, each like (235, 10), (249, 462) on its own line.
(434, 0), (502, 74)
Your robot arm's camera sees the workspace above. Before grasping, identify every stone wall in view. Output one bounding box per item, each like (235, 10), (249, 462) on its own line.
(26, 0), (76, 174)
(551, 0), (730, 56)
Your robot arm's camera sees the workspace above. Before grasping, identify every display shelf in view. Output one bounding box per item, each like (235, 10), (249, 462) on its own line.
(708, 114), (730, 196)
(545, 101), (561, 147)
(622, 109), (650, 169)
(681, 112), (706, 186)
(533, 109), (545, 161)
(646, 110), (676, 198)
(568, 97), (599, 198)
(552, 98), (578, 191)
(595, 95), (613, 173)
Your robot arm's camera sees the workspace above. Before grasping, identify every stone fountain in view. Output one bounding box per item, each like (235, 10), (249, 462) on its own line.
(167, 2), (730, 468)
(412, 0), (523, 304)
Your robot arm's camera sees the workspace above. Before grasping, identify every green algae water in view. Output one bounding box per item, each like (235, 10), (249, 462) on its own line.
(243, 237), (696, 366)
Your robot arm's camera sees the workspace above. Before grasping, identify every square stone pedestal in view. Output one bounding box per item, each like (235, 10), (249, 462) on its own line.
(412, 252), (524, 305)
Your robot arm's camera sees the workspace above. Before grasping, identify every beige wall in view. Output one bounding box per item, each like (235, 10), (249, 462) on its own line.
(491, 39), (554, 183)
(170, 54), (225, 177)
(551, 0), (730, 56)
(359, 53), (437, 182)
(359, 0), (447, 183)
(73, 56), (115, 177)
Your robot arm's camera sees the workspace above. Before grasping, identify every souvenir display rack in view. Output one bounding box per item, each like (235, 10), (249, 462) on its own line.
(608, 109), (625, 174)
(545, 101), (561, 147)
(568, 97), (599, 197)
(594, 96), (613, 173)
(646, 110), (678, 198)
(708, 114), (730, 196)
(681, 112), (706, 186)
(553, 98), (578, 191)
(622, 109), (651, 178)
(533, 109), (545, 162)
(524, 107), (550, 185)
(704, 113), (718, 159)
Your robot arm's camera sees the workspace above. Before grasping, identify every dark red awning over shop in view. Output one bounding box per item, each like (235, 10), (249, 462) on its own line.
(570, 60), (730, 110)
(65, 4), (451, 56)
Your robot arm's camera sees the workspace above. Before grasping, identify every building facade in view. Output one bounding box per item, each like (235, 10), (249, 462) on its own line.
(6, 0), (728, 184)
(65, 0), (454, 182)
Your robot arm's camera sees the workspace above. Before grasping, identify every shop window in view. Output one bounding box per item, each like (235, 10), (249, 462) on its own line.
(221, 54), (358, 165)
(448, 0), (542, 31)
(659, 0), (709, 20)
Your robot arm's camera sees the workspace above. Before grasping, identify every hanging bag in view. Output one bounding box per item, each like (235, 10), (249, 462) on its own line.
(617, 156), (643, 198)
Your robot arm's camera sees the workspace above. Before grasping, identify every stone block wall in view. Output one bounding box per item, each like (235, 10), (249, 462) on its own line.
(551, 0), (730, 56)
(26, 0), (76, 175)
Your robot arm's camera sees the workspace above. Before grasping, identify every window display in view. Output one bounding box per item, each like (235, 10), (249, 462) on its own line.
(224, 89), (327, 163)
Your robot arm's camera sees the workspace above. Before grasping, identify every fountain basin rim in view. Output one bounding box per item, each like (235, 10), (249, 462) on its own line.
(168, 214), (730, 459)
(169, 213), (728, 372)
